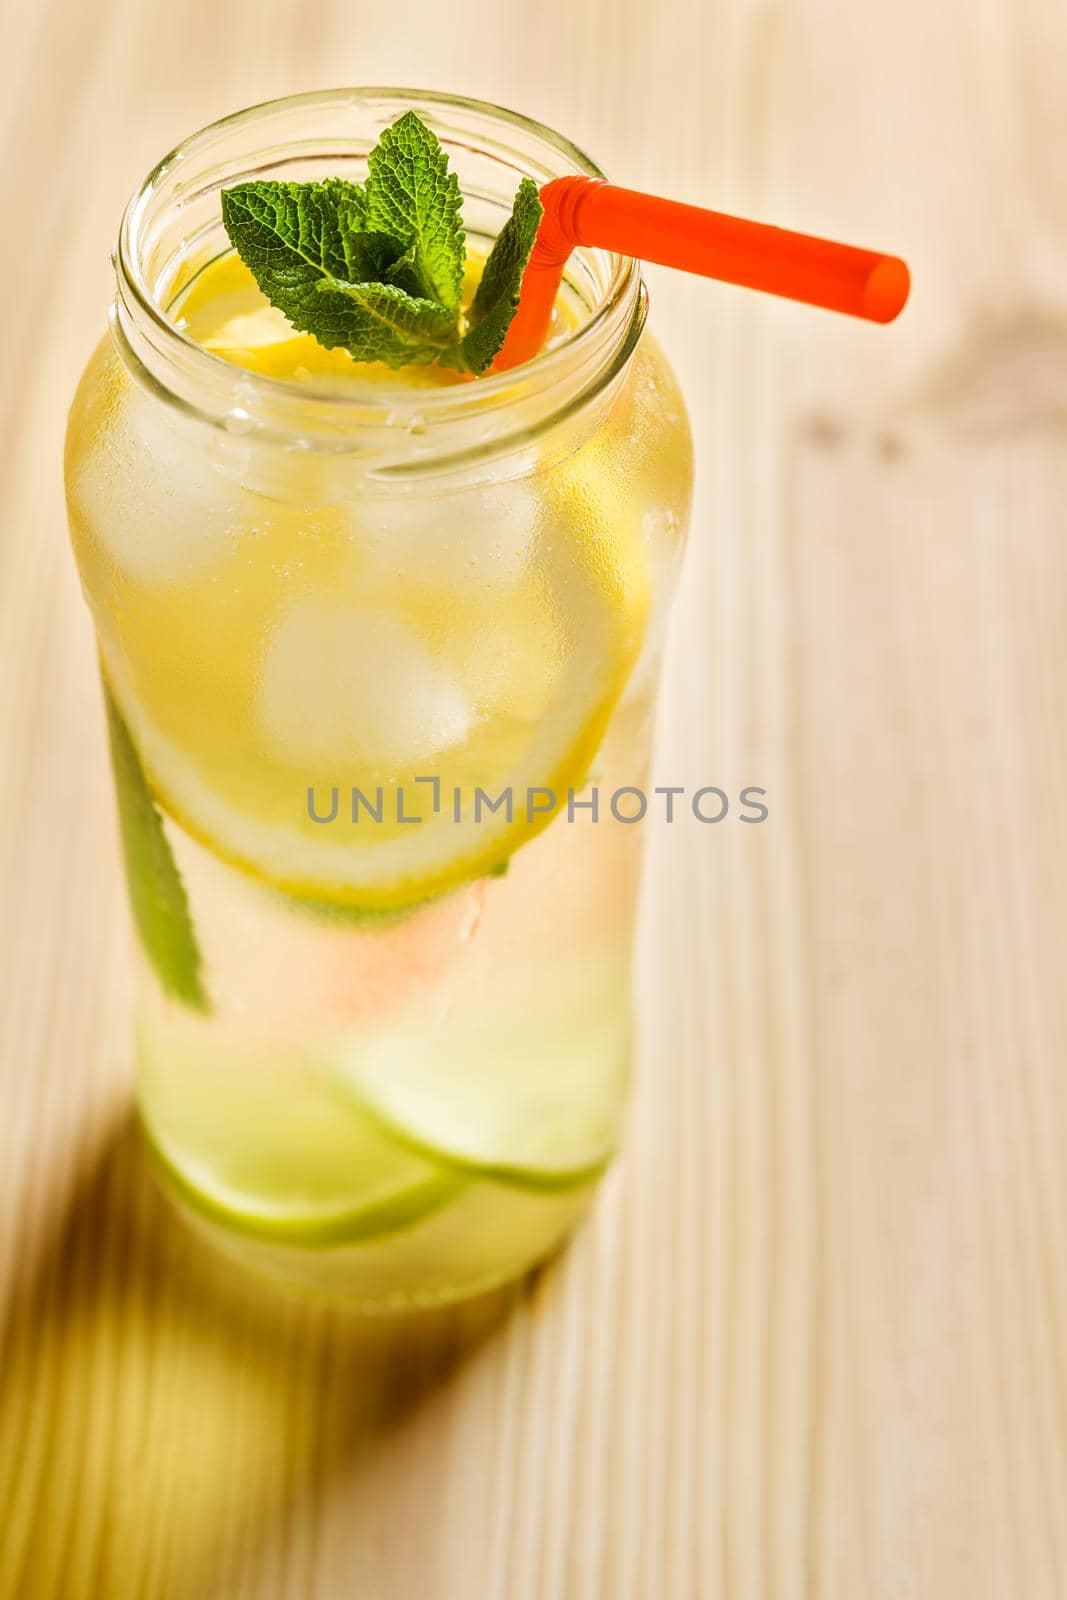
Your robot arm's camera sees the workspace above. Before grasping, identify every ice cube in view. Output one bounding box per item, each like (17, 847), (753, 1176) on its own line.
(71, 370), (237, 586)
(357, 473), (539, 594)
(257, 598), (473, 768)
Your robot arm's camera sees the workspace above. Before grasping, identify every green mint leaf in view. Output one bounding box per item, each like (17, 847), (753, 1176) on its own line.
(344, 229), (404, 282)
(382, 241), (426, 298)
(322, 278), (456, 366)
(221, 116), (545, 374)
(221, 182), (456, 366)
(104, 685), (208, 1011)
(343, 233), (427, 301)
(363, 111), (465, 312)
(467, 179), (543, 328)
(343, 231), (404, 287)
(222, 181), (361, 295)
(443, 178), (543, 375)
(320, 177), (370, 243)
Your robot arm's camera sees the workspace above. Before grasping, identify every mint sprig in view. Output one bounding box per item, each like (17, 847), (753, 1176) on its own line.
(221, 111), (543, 375)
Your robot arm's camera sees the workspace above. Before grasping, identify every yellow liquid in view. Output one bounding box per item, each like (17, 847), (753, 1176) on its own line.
(65, 252), (693, 1308)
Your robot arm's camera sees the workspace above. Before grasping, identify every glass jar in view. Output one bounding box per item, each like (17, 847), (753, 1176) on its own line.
(65, 88), (693, 1309)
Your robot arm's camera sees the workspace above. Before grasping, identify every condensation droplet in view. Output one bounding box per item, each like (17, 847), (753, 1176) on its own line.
(457, 883), (488, 941)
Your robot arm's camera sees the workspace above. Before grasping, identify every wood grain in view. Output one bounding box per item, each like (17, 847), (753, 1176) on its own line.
(3, 0), (1067, 1594)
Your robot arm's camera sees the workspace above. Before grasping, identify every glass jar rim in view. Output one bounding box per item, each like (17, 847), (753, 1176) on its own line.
(113, 87), (646, 460)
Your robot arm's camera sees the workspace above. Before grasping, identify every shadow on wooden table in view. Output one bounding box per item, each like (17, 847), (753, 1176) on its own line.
(0, 1109), (522, 1600)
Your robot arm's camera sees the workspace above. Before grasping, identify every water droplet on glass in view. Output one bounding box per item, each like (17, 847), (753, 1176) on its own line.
(458, 884), (487, 941)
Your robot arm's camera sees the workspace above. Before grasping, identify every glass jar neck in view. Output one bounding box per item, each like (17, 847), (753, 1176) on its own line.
(112, 88), (646, 485)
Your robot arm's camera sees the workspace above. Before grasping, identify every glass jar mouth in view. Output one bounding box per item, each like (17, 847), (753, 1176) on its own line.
(113, 87), (646, 466)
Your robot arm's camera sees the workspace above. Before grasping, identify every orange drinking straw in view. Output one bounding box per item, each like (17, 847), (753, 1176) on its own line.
(494, 176), (910, 371)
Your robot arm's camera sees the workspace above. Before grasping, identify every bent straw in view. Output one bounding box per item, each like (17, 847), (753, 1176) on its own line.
(494, 176), (910, 371)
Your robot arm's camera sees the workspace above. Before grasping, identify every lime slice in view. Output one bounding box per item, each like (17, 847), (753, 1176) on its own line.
(334, 952), (632, 1189)
(146, 1126), (461, 1246)
(137, 1007), (463, 1244)
(188, 1177), (596, 1309)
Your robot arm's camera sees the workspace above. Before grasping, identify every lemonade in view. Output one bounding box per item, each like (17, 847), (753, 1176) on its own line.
(64, 91), (692, 1307)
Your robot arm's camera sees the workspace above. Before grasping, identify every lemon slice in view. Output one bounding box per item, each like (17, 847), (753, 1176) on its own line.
(208, 333), (362, 383)
(182, 257), (465, 388)
(94, 255), (649, 910)
(101, 447), (647, 911)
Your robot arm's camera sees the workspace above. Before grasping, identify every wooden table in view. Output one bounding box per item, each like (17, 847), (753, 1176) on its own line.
(3, 0), (1067, 1594)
